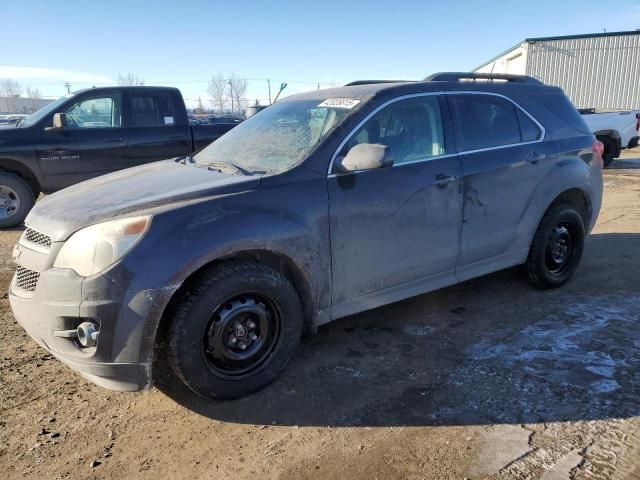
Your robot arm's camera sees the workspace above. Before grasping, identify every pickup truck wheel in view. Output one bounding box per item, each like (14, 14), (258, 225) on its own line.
(167, 261), (303, 399)
(525, 204), (585, 289)
(0, 174), (35, 228)
(597, 136), (617, 167)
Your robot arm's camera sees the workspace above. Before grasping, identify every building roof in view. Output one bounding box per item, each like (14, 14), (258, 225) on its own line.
(474, 30), (640, 71)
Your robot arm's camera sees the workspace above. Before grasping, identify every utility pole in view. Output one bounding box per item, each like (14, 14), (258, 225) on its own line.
(228, 79), (234, 113)
(64, 82), (71, 94)
(267, 79), (272, 104)
(317, 82), (320, 90)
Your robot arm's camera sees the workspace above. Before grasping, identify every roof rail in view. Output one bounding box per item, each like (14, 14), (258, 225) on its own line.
(344, 80), (413, 86)
(424, 72), (543, 85)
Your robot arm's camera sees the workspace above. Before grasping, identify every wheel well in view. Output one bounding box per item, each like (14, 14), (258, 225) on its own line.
(154, 250), (316, 354)
(0, 159), (41, 194)
(546, 188), (592, 229)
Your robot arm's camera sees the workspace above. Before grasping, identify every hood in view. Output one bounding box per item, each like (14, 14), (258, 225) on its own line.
(27, 160), (261, 241)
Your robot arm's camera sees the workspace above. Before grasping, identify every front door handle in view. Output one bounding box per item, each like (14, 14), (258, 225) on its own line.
(104, 137), (124, 143)
(433, 174), (457, 187)
(526, 151), (546, 164)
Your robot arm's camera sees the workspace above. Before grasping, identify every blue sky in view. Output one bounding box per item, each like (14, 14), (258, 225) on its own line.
(1, 0), (639, 107)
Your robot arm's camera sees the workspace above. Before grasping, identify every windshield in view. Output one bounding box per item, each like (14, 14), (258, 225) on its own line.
(20, 95), (71, 127)
(194, 98), (359, 175)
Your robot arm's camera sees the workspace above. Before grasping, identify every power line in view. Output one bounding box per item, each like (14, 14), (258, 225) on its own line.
(21, 77), (346, 87)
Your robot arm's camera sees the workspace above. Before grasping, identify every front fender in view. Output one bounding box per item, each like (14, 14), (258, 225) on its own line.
(107, 178), (331, 324)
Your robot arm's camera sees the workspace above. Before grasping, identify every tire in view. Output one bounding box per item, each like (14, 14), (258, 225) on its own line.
(597, 136), (617, 167)
(525, 204), (586, 289)
(0, 173), (35, 229)
(166, 261), (303, 399)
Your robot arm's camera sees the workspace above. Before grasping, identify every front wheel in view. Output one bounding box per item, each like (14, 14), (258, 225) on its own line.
(0, 173), (35, 229)
(167, 261), (303, 399)
(525, 204), (586, 288)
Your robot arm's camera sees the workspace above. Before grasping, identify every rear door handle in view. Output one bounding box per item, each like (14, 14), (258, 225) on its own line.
(526, 151), (545, 164)
(433, 174), (457, 187)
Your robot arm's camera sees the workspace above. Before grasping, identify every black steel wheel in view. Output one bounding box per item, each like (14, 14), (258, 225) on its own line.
(203, 294), (282, 379)
(545, 223), (576, 276)
(525, 204), (586, 288)
(166, 261), (303, 399)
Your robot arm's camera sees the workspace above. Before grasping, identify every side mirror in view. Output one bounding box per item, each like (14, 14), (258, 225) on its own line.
(336, 143), (394, 173)
(46, 113), (68, 131)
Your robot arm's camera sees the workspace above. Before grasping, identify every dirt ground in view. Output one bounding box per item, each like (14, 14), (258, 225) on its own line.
(1, 150), (640, 480)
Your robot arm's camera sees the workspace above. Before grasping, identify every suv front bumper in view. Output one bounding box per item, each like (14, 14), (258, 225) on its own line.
(9, 239), (178, 391)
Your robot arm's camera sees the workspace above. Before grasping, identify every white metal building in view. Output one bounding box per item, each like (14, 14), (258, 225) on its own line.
(474, 30), (640, 110)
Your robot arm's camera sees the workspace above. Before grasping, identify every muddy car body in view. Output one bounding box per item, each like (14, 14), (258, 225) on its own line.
(9, 73), (603, 398)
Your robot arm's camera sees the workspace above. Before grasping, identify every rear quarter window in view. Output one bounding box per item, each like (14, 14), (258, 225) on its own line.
(528, 92), (591, 134)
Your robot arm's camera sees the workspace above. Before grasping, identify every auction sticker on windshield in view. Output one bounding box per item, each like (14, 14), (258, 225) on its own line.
(318, 98), (361, 109)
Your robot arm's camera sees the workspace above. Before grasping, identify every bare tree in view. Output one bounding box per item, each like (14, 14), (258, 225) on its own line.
(195, 96), (206, 114)
(0, 79), (22, 113)
(207, 73), (227, 113)
(117, 73), (145, 86)
(26, 87), (42, 113)
(228, 73), (248, 114)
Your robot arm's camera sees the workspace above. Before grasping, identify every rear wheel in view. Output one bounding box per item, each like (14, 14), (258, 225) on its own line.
(597, 136), (617, 167)
(0, 173), (35, 228)
(167, 261), (303, 399)
(525, 204), (586, 288)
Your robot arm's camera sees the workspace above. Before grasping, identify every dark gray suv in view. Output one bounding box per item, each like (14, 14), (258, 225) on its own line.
(9, 73), (603, 399)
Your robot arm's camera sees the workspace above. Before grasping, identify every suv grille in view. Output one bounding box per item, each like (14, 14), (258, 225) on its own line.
(24, 228), (52, 249)
(15, 266), (40, 292)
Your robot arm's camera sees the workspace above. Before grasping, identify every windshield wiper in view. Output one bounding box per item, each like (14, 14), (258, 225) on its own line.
(205, 161), (252, 176)
(175, 155), (195, 165)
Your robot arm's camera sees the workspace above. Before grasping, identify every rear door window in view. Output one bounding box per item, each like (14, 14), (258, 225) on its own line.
(517, 109), (542, 142)
(130, 92), (176, 127)
(449, 94), (539, 151)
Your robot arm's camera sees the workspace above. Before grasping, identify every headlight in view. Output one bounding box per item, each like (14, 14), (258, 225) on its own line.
(54, 216), (151, 277)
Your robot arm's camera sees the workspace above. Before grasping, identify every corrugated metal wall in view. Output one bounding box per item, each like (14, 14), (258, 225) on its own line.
(526, 34), (640, 110)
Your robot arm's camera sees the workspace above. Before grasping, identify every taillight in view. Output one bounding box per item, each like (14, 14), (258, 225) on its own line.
(593, 139), (604, 168)
(636, 113), (640, 132)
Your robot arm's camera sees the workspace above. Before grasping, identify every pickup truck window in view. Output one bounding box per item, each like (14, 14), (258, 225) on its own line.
(64, 93), (123, 129)
(194, 99), (354, 175)
(20, 95), (71, 128)
(131, 92), (176, 127)
(341, 96), (445, 165)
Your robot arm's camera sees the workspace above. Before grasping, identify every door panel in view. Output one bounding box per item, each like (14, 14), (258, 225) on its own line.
(125, 91), (190, 167)
(447, 92), (557, 273)
(36, 92), (127, 191)
(457, 142), (556, 267)
(327, 94), (462, 310)
(329, 157), (462, 306)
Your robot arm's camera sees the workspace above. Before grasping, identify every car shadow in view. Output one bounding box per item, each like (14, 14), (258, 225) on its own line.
(154, 232), (640, 427)
(608, 158), (640, 169)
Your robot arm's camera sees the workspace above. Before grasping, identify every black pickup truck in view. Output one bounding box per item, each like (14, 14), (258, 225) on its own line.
(0, 86), (237, 227)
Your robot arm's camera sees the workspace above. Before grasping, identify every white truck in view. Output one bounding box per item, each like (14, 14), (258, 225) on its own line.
(581, 109), (640, 167)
